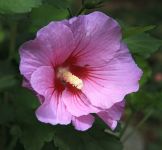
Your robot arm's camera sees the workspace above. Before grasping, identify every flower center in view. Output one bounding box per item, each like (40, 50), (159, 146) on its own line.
(57, 67), (83, 90)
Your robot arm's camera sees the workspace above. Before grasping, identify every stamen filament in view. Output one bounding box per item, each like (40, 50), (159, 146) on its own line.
(57, 68), (83, 90)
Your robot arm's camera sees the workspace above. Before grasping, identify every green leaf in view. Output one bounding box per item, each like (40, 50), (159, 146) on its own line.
(128, 91), (162, 112)
(123, 25), (156, 38)
(0, 75), (17, 90)
(10, 125), (22, 138)
(135, 56), (152, 85)
(124, 33), (162, 58)
(29, 4), (68, 32)
(44, 0), (72, 9)
(10, 87), (54, 150)
(0, 27), (5, 43)
(10, 87), (55, 150)
(13, 87), (39, 109)
(0, 61), (18, 91)
(42, 142), (58, 150)
(84, 0), (103, 9)
(54, 125), (122, 150)
(0, 0), (42, 14)
(0, 103), (15, 124)
(20, 124), (55, 150)
(12, 87), (39, 124)
(0, 61), (16, 76)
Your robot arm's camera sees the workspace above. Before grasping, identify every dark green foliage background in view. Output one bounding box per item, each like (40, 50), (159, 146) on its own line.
(0, 0), (162, 150)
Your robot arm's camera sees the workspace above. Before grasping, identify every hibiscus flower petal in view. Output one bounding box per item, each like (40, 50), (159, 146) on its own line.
(19, 22), (74, 81)
(72, 114), (95, 131)
(31, 66), (54, 96)
(106, 100), (125, 121)
(82, 43), (142, 109)
(19, 39), (51, 80)
(36, 22), (74, 65)
(65, 11), (121, 67)
(97, 112), (117, 130)
(22, 78), (32, 89)
(97, 101), (125, 130)
(61, 89), (100, 117)
(36, 92), (72, 125)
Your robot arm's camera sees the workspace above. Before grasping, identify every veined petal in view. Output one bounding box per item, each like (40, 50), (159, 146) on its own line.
(106, 100), (125, 121)
(36, 91), (72, 125)
(19, 22), (74, 81)
(97, 101), (125, 130)
(36, 22), (74, 65)
(72, 114), (95, 131)
(82, 43), (142, 109)
(31, 66), (54, 96)
(65, 11), (121, 67)
(61, 89), (100, 117)
(22, 78), (32, 89)
(98, 113), (118, 130)
(19, 39), (51, 80)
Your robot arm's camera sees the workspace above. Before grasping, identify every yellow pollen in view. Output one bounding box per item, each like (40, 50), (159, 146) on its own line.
(57, 68), (83, 90)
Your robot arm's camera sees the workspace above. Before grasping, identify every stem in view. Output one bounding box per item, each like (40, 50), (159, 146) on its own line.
(119, 98), (137, 139)
(8, 22), (17, 60)
(67, 8), (73, 18)
(122, 109), (153, 143)
(7, 136), (18, 150)
(119, 111), (135, 139)
(127, 96), (136, 111)
(76, 6), (86, 16)
(81, 0), (85, 5)
(0, 126), (6, 150)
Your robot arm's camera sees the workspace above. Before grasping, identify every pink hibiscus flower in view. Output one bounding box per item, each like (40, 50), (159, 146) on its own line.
(19, 11), (142, 131)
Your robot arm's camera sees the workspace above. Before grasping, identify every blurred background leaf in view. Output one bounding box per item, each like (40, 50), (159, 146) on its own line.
(29, 4), (69, 32)
(123, 25), (156, 38)
(124, 33), (162, 58)
(20, 124), (55, 150)
(54, 124), (122, 150)
(43, 0), (72, 9)
(0, 0), (43, 14)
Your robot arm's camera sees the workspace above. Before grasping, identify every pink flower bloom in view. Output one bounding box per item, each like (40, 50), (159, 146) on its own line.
(19, 11), (142, 131)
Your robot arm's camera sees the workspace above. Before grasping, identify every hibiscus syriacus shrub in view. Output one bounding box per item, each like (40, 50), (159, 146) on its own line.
(0, 0), (162, 150)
